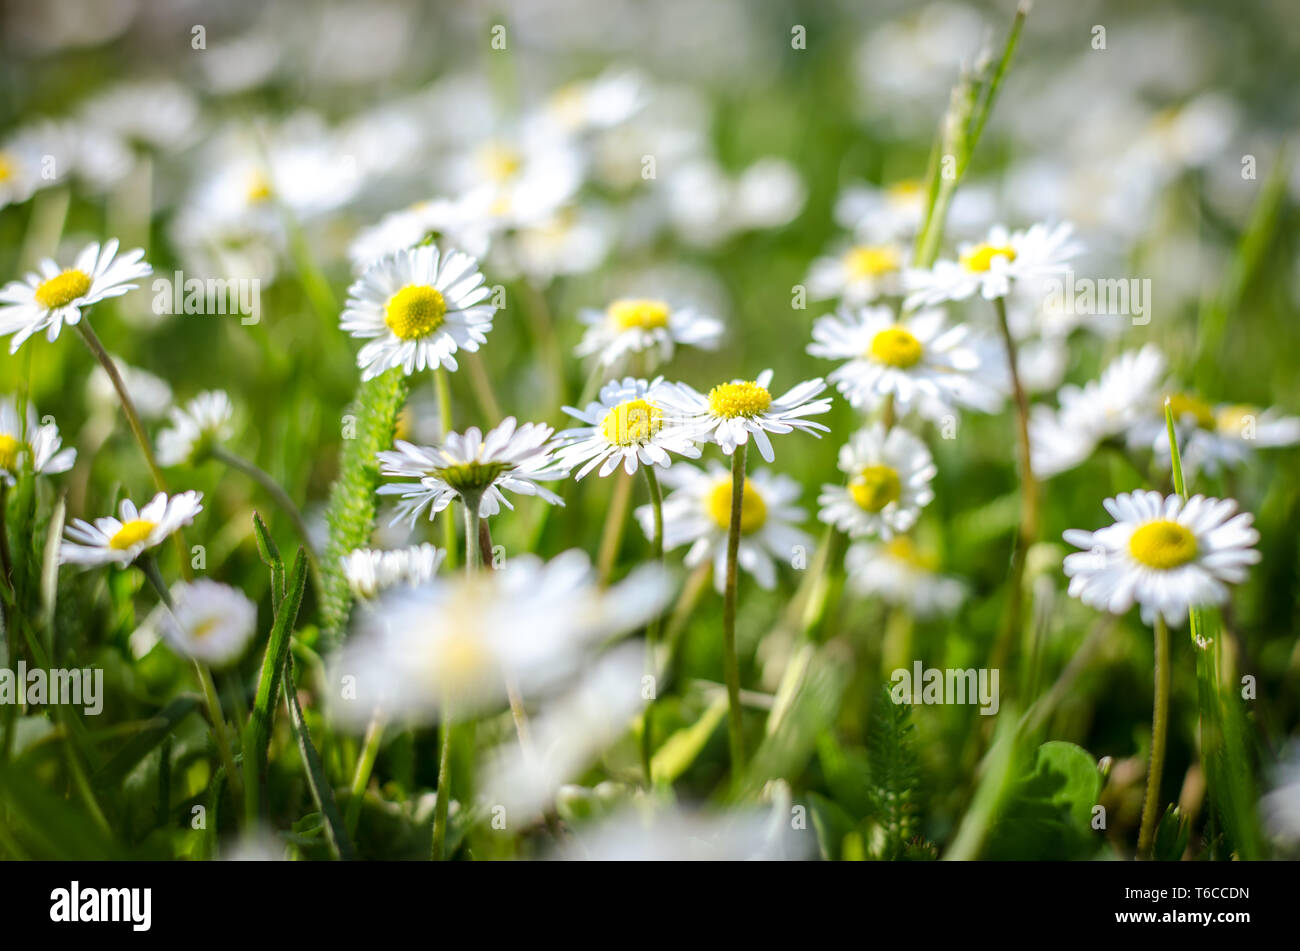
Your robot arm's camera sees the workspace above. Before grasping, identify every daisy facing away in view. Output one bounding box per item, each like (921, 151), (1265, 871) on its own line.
(60, 491), (203, 567)
(0, 397), (76, 485)
(0, 239), (151, 353)
(635, 461), (811, 592)
(658, 369), (832, 463)
(377, 416), (566, 528)
(342, 543), (445, 600)
(575, 297), (723, 370)
(807, 306), (1004, 421)
(1062, 490), (1260, 627)
(553, 377), (701, 479)
(903, 221), (1080, 308)
(818, 423), (936, 540)
(341, 244), (496, 381)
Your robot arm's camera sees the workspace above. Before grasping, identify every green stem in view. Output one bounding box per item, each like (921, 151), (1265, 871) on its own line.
(1138, 615), (1171, 859)
(345, 712), (384, 837)
(596, 470), (634, 585)
(0, 482), (13, 593)
(211, 446), (321, 589)
(431, 704), (454, 861)
(640, 464), (665, 784)
(434, 368), (458, 569)
(722, 444), (747, 778)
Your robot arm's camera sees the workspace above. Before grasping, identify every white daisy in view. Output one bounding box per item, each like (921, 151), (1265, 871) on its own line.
(87, 357), (173, 420)
(377, 416), (566, 528)
(817, 424), (936, 539)
(806, 241), (905, 305)
(658, 369), (831, 463)
(904, 222), (1081, 308)
(78, 80), (202, 153)
(341, 544), (445, 600)
(347, 199), (491, 275)
(833, 179), (928, 241)
(156, 390), (235, 467)
(1062, 491), (1260, 627)
(844, 536), (966, 619)
(1030, 345), (1167, 477)
(150, 579), (257, 668)
(0, 397), (76, 485)
(1132, 394), (1300, 478)
(535, 69), (648, 136)
(60, 490), (204, 567)
(448, 129), (584, 232)
(504, 203), (614, 284)
(554, 377), (702, 479)
(341, 244), (496, 381)
(327, 550), (669, 727)
(0, 130), (53, 210)
(0, 239), (151, 353)
(807, 305), (1004, 421)
(636, 461), (811, 592)
(575, 297), (723, 370)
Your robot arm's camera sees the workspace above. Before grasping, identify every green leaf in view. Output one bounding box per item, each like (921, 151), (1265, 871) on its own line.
(984, 741), (1102, 860)
(866, 685), (920, 858)
(1153, 804), (1190, 862)
(816, 732), (874, 821)
(283, 653), (354, 860)
(650, 694), (728, 785)
(93, 694), (201, 788)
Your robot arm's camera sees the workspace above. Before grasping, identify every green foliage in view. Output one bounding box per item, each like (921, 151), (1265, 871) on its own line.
(866, 685), (921, 860)
(984, 741), (1102, 861)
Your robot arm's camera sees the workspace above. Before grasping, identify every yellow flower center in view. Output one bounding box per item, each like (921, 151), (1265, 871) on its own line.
(960, 243), (1018, 272)
(1128, 519), (1198, 570)
(887, 179), (923, 203)
(707, 478), (767, 534)
(0, 434), (24, 471)
(707, 381), (772, 419)
(1215, 404), (1257, 437)
(0, 153), (13, 183)
(1166, 392), (1215, 430)
(246, 172), (273, 203)
(600, 398), (662, 446)
(869, 326), (923, 368)
(385, 285), (447, 340)
(608, 298), (670, 331)
(480, 143), (523, 182)
(884, 535), (938, 571)
(435, 630), (494, 692)
(34, 269), (93, 309)
(850, 464), (902, 512)
(190, 617), (221, 640)
(109, 519), (157, 551)
(844, 244), (900, 279)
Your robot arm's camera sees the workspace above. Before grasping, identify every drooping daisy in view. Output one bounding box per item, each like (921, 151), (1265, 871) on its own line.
(806, 241), (906, 304)
(817, 424), (936, 539)
(1062, 491), (1260, 627)
(904, 222), (1080, 308)
(149, 579), (257, 667)
(0, 239), (151, 353)
(0, 397), (76, 485)
(1130, 393), (1300, 478)
(658, 370), (831, 463)
(1029, 345), (1167, 477)
(60, 490), (204, 567)
(342, 544), (445, 600)
(807, 306), (1004, 421)
(844, 536), (966, 619)
(553, 377), (702, 479)
(156, 390), (235, 467)
(327, 550), (669, 727)
(636, 462), (811, 592)
(377, 417), (566, 527)
(341, 244), (496, 381)
(575, 297), (723, 370)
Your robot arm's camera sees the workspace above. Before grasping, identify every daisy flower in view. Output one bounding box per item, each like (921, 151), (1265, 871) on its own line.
(574, 297), (723, 370)
(904, 222), (1080, 308)
(87, 357), (173, 420)
(149, 580), (257, 667)
(377, 416), (566, 527)
(1131, 394), (1300, 478)
(449, 130), (584, 232)
(78, 80), (202, 154)
(635, 461), (811, 592)
(60, 490), (203, 567)
(817, 424), (936, 539)
(833, 179), (928, 241)
(0, 397), (76, 485)
(328, 550), (669, 726)
(341, 244), (496, 381)
(0, 238), (151, 353)
(845, 536), (966, 619)
(658, 369), (831, 463)
(347, 199), (491, 274)
(1062, 490), (1260, 627)
(553, 377), (702, 479)
(806, 241), (906, 304)
(1030, 345), (1167, 477)
(0, 130), (53, 210)
(536, 69), (648, 136)
(807, 306), (1004, 420)
(156, 390), (236, 467)
(342, 544), (445, 600)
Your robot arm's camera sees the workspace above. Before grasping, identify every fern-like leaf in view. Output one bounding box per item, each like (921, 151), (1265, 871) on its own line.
(867, 684), (921, 860)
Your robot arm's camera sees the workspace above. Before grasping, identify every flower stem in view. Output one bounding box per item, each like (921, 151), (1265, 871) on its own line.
(989, 295), (1039, 675)
(462, 491), (483, 574)
(1138, 614), (1171, 859)
(431, 703), (454, 861)
(434, 368), (458, 569)
(640, 464), (666, 784)
(596, 470), (634, 585)
(76, 320), (167, 494)
(345, 711), (384, 837)
(722, 444), (748, 778)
